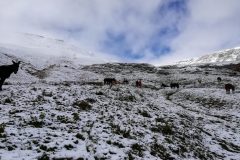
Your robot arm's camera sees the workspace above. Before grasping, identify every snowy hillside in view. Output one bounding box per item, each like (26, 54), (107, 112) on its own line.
(0, 33), (117, 68)
(177, 47), (240, 65)
(0, 47), (240, 160)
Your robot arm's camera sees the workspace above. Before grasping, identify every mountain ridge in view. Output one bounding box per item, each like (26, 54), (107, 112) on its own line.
(176, 47), (240, 65)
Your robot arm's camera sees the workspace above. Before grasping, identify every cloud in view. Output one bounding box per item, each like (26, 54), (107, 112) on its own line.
(151, 0), (240, 65)
(0, 0), (167, 59)
(0, 0), (240, 65)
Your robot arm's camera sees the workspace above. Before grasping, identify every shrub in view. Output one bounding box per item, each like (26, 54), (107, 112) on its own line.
(119, 95), (136, 102)
(139, 110), (151, 118)
(131, 143), (144, 157)
(73, 100), (92, 111)
(40, 145), (48, 151)
(28, 117), (44, 128)
(85, 98), (96, 103)
(42, 90), (53, 97)
(0, 123), (5, 133)
(72, 113), (80, 121)
(4, 98), (12, 104)
(96, 91), (104, 95)
(112, 141), (125, 148)
(38, 153), (50, 160)
(39, 112), (46, 119)
(76, 133), (85, 140)
(64, 144), (74, 150)
(57, 115), (71, 123)
(161, 123), (173, 135)
(151, 125), (162, 133)
(150, 143), (172, 159)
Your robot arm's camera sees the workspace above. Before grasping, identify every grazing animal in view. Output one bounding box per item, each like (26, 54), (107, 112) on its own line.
(104, 78), (117, 85)
(136, 79), (142, 88)
(225, 83), (235, 94)
(0, 60), (21, 91)
(217, 77), (222, 83)
(170, 83), (179, 89)
(161, 83), (168, 88)
(123, 78), (129, 84)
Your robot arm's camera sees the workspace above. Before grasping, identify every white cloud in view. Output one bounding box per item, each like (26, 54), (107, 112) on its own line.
(0, 0), (240, 66)
(0, 0), (164, 57)
(151, 0), (240, 65)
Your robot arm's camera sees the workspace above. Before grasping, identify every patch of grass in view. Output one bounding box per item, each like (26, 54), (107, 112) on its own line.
(73, 100), (92, 111)
(0, 123), (6, 138)
(131, 143), (144, 157)
(28, 117), (44, 128)
(57, 115), (72, 123)
(7, 145), (15, 151)
(161, 123), (173, 135)
(9, 109), (21, 114)
(119, 95), (136, 102)
(151, 125), (162, 133)
(72, 113), (80, 121)
(4, 98), (12, 104)
(85, 82), (103, 86)
(155, 117), (164, 123)
(42, 90), (53, 97)
(64, 144), (74, 150)
(0, 123), (5, 133)
(150, 142), (172, 159)
(112, 141), (125, 148)
(39, 112), (46, 119)
(75, 133), (85, 140)
(139, 110), (151, 118)
(85, 98), (96, 103)
(38, 153), (50, 160)
(110, 123), (131, 138)
(96, 91), (104, 95)
(33, 95), (44, 103)
(40, 145), (48, 151)
(52, 158), (73, 160)
(127, 153), (134, 160)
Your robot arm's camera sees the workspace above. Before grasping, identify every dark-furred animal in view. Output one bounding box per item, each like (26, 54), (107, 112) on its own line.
(225, 83), (235, 94)
(170, 83), (179, 89)
(136, 79), (142, 88)
(104, 78), (117, 85)
(217, 77), (222, 82)
(0, 60), (21, 91)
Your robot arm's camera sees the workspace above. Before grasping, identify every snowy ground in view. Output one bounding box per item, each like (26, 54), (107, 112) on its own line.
(0, 56), (240, 159)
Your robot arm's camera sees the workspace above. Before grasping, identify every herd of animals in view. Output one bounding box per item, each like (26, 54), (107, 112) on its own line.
(0, 60), (236, 94)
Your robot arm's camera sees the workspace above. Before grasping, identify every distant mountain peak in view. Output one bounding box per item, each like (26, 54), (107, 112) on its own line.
(177, 47), (240, 65)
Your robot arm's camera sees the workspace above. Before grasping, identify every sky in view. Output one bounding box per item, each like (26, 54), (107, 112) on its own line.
(0, 0), (240, 65)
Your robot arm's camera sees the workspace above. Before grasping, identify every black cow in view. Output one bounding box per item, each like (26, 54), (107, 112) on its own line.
(225, 83), (235, 94)
(136, 79), (142, 88)
(0, 60), (21, 91)
(217, 77), (222, 83)
(104, 78), (117, 85)
(170, 83), (179, 89)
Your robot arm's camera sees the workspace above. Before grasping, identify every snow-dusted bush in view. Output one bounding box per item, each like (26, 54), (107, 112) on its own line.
(73, 100), (92, 111)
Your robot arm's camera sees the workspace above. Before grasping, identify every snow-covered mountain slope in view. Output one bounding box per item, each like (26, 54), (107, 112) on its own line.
(0, 33), (118, 68)
(177, 47), (240, 65)
(0, 40), (240, 159)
